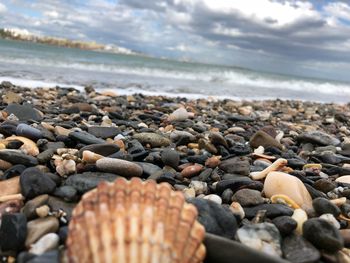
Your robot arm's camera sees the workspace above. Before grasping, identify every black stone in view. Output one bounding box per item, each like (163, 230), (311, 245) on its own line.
(219, 157), (250, 175)
(232, 189), (264, 207)
(244, 204), (294, 219)
(0, 213), (27, 251)
(65, 172), (118, 193)
(78, 143), (119, 157)
(53, 185), (78, 202)
(69, 131), (105, 145)
(312, 197), (341, 217)
(16, 123), (43, 141)
(156, 173), (176, 185)
(303, 218), (344, 252)
(272, 216), (297, 236)
(88, 126), (121, 139)
(0, 150), (38, 166)
(215, 178), (263, 194)
(3, 164), (26, 179)
(188, 198), (237, 239)
(282, 234), (320, 263)
(5, 104), (42, 121)
(20, 168), (56, 199)
(27, 250), (59, 263)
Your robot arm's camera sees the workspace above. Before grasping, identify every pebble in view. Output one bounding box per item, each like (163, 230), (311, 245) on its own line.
(69, 131), (105, 145)
(96, 157), (143, 177)
(29, 233), (59, 255)
(25, 216), (59, 248)
(272, 216), (297, 236)
(0, 149), (38, 166)
(282, 234), (320, 263)
(303, 218), (344, 252)
(232, 189), (264, 207)
(312, 197), (341, 217)
(161, 148), (180, 169)
(298, 131), (341, 146)
(65, 172), (118, 193)
(133, 132), (170, 147)
(16, 123), (43, 141)
(320, 213), (340, 229)
(22, 194), (49, 220)
(168, 107), (190, 122)
(336, 175), (350, 184)
(236, 223), (282, 257)
(87, 126), (121, 139)
(188, 198), (237, 239)
(216, 177), (263, 194)
(0, 213), (27, 251)
(264, 171), (313, 210)
(5, 104), (42, 121)
(181, 164), (203, 178)
(189, 181), (208, 195)
(218, 156), (250, 175)
(250, 130), (283, 150)
(313, 178), (336, 193)
(20, 168), (56, 199)
(244, 204), (294, 219)
(203, 194), (222, 205)
(78, 143), (120, 157)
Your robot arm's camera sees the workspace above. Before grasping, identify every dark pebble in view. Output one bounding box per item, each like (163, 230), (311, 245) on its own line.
(244, 204), (294, 219)
(20, 168), (56, 199)
(232, 189), (264, 207)
(16, 123), (43, 141)
(69, 131), (105, 145)
(0, 213), (27, 251)
(0, 149), (38, 166)
(312, 197), (341, 217)
(272, 216), (297, 236)
(65, 172), (118, 193)
(282, 234), (320, 263)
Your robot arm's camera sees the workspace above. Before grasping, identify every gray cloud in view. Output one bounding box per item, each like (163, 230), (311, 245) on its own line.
(1, 0), (350, 81)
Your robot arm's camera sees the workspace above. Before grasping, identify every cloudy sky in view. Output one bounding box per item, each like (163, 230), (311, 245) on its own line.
(1, 0), (350, 81)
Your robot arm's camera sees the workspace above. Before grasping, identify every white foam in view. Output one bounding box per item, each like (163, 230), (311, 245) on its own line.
(0, 77), (84, 91)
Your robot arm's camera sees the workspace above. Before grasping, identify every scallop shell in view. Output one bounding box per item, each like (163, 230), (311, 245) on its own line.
(66, 178), (206, 263)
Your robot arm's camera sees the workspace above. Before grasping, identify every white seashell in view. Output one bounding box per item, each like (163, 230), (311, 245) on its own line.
(250, 158), (288, 180)
(168, 108), (190, 122)
(291, 208), (308, 235)
(67, 178), (206, 263)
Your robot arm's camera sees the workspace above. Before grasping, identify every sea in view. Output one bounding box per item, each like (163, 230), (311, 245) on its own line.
(0, 38), (350, 103)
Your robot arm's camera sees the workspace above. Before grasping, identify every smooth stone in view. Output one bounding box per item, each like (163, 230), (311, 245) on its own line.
(244, 204), (294, 219)
(320, 214), (340, 229)
(298, 131), (340, 146)
(0, 149), (38, 166)
(282, 234), (320, 263)
(133, 132), (170, 147)
(5, 104), (42, 121)
(16, 124), (43, 141)
(78, 143), (120, 157)
(228, 114), (255, 122)
(189, 181), (208, 195)
(156, 173), (176, 185)
(69, 131), (105, 145)
(335, 175), (350, 184)
(87, 126), (121, 139)
(312, 197), (341, 217)
(27, 250), (59, 263)
(58, 226), (68, 244)
(29, 233), (59, 255)
(203, 194), (222, 205)
(272, 216), (297, 236)
(0, 213), (27, 251)
(168, 107), (190, 121)
(161, 148), (180, 169)
(236, 223), (282, 257)
(134, 162), (162, 177)
(264, 172), (313, 210)
(250, 130), (283, 150)
(221, 188), (234, 204)
(303, 218), (344, 252)
(232, 189), (264, 207)
(0, 199), (23, 218)
(314, 178), (336, 193)
(216, 178), (263, 194)
(25, 216), (59, 247)
(96, 157), (143, 177)
(181, 164), (203, 178)
(20, 168), (56, 199)
(188, 198), (237, 239)
(53, 186), (77, 202)
(0, 176), (21, 197)
(22, 195), (49, 220)
(65, 172), (118, 193)
(36, 149), (55, 164)
(219, 157), (250, 175)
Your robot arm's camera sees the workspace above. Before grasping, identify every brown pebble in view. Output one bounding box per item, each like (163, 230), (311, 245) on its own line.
(205, 156), (221, 168)
(0, 177), (21, 198)
(181, 164), (203, 178)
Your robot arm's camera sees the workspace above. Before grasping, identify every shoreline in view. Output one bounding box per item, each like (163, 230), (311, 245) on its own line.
(0, 82), (350, 262)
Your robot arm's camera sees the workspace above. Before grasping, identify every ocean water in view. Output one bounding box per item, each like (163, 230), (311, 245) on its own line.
(0, 38), (350, 103)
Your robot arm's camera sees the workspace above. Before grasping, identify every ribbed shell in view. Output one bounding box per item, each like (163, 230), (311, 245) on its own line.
(66, 177), (206, 263)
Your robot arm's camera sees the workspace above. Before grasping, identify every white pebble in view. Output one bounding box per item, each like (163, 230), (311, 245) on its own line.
(203, 194), (222, 205)
(29, 233), (59, 255)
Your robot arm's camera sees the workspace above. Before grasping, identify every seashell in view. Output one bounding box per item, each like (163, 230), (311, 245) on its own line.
(66, 178), (206, 263)
(4, 136), (39, 156)
(291, 208), (307, 235)
(82, 150), (104, 164)
(56, 159), (76, 177)
(335, 175), (350, 184)
(270, 194), (300, 209)
(250, 158), (288, 180)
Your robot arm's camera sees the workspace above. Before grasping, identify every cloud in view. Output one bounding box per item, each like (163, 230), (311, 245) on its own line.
(1, 0), (350, 80)
(0, 2), (7, 13)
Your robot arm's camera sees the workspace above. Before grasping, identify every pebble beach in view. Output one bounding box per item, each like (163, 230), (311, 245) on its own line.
(1, 81), (350, 262)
